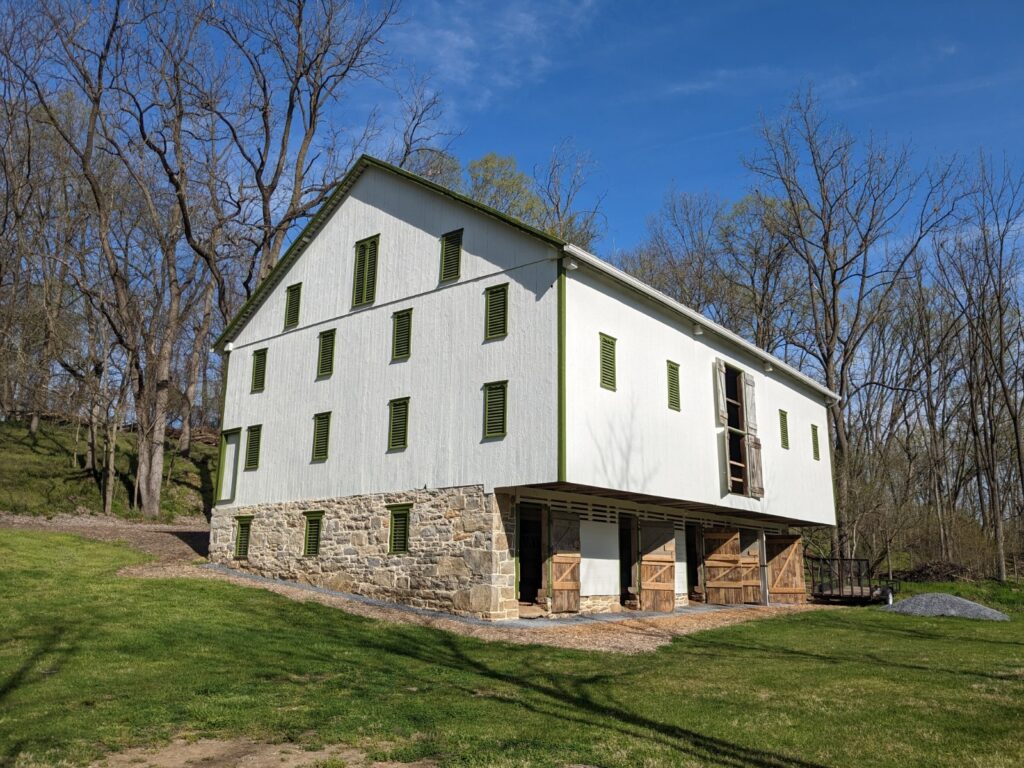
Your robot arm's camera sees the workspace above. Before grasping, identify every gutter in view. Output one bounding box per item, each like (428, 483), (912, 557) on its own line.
(561, 243), (840, 404)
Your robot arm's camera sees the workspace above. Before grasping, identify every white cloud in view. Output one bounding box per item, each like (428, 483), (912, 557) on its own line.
(391, 0), (598, 112)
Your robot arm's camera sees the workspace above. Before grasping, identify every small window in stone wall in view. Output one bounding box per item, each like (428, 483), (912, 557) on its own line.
(234, 516), (252, 560)
(389, 504), (411, 554)
(304, 511), (324, 557)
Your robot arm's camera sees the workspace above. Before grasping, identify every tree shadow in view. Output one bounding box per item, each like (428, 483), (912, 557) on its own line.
(169, 530), (209, 558)
(342, 627), (828, 768)
(194, 454), (216, 518)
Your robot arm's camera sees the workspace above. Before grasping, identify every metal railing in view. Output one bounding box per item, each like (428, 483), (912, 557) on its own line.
(805, 556), (900, 602)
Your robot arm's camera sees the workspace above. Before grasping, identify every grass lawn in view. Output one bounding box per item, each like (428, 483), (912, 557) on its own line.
(0, 422), (215, 520)
(1, 531), (1022, 768)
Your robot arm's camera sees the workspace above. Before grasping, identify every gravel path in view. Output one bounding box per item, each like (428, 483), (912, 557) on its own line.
(1, 512), (838, 653)
(884, 592), (1010, 621)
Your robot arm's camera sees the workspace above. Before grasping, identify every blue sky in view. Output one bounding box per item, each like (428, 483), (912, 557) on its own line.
(389, 1), (1024, 253)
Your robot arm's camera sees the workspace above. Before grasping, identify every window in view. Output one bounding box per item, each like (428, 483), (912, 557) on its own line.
(315, 329), (335, 379)
(352, 235), (379, 307)
(244, 425), (262, 470)
(392, 309), (412, 360)
(724, 366), (746, 494)
(389, 504), (411, 553)
(303, 512), (323, 557)
(811, 424), (821, 461)
(439, 229), (463, 282)
(311, 412), (331, 462)
(779, 410), (790, 449)
(251, 348), (267, 393)
(234, 516), (252, 560)
(485, 284), (508, 340)
(666, 360), (680, 411)
(599, 333), (616, 391)
(284, 283), (301, 329)
(483, 381), (507, 439)
(388, 397), (409, 451)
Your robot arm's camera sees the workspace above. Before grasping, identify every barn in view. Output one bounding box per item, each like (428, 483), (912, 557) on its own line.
(208, 155), (836, 619)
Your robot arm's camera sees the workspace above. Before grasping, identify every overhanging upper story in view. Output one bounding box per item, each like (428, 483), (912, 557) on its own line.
(214, 155), (838, 528)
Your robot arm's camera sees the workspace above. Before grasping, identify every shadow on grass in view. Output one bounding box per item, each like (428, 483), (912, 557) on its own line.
(347, 626), (827, 768)
(170, 530), (210, 557)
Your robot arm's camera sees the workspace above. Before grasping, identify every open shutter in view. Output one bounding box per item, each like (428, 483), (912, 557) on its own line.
(714, 359), (728, 425)
(746, 435), (764, 498)
(365, 236), (378, 303)
(743, 372), (758, 436)
(439, 229), (462, 282)
(353, 241), (367, 305)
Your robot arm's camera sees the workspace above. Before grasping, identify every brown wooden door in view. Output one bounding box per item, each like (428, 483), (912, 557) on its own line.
(549, 513), (580, 613)
(639, 524), (676, 612)
(704, 529), (762, 604)
(765, 535), (806, 604)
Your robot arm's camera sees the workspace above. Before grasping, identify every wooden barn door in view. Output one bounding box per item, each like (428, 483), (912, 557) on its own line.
(703, 530), (745, 605)
(549, 513), (580, 613)
(639, 524), (676, 612)
(765, 535), (806, 604)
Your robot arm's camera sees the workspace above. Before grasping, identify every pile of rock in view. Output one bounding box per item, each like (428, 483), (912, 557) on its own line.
(883, 592), (1009, 621)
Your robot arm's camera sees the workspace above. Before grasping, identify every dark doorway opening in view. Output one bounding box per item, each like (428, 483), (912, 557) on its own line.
(685, 522), (702, 602)
(618, 514), (637, 607)
(517, 506), (543, 604)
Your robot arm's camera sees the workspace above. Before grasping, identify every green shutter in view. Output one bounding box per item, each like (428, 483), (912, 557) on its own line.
(483, 381), (507, 439)
(284, 283), (301, 329)
(779, 410), (790, 449)
(485, 284), (509, 340)
(388, 397), (409, 450)
(439, 229), (462, 282)
(244, 425), (262, 470)
(234, 517), (252, 559)
(599, 333), (616, 391)
(811, 424), (820, 461)
(311, 412), (331, 462)
(392, 309), (412, 360)
(389, 505), (411, 553)
(251, 348), (267, 393)
(317, 329), (336, 378)
(353, 235), (379, 307)
(667, 360), (680, 411)
(303, 511), (323, 556)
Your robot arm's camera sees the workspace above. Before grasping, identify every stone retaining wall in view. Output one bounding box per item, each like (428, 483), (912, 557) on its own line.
(209, 485), (518, 620)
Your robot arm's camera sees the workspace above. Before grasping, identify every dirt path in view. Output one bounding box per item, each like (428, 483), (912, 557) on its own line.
(0, 512), (838, 654)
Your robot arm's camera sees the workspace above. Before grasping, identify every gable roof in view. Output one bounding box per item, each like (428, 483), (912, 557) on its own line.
(214, 154), (564, 350)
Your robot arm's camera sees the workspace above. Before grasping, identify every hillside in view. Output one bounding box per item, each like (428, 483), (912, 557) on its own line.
(0, 419), (215, 520)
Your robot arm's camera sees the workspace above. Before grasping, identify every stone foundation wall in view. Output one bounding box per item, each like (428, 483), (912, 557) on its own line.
(675, 593), (690, 608)
(209, 485), (518, 620)
(579, 594), (621, 613)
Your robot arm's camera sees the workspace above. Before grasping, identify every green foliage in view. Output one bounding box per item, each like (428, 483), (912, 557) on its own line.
(0, 421), (215, 520)
(2, 532), (1022, 767)
(466, 153), (545, 225)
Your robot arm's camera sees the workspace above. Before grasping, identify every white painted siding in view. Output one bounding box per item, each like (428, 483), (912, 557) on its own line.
(220, 167), (560, 507)
(675, 529), (688, 595)
(580, 520), (619, 596)
(564, 267), (836, 526)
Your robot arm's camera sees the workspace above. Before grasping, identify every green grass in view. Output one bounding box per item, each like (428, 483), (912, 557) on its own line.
(2, 532), (1023, 767)
(0, 421), (215, 520)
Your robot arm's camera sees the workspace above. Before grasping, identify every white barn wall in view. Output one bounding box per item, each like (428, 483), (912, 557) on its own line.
(564, 267), (836, 526)
(580, 520), (619, 596)
(220, 167), (560, 507)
